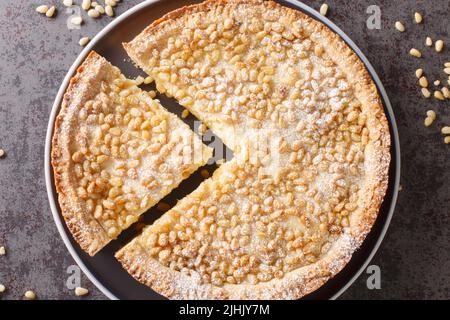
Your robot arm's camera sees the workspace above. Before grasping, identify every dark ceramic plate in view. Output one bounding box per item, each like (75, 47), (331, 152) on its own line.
(45, 0), (401, 300)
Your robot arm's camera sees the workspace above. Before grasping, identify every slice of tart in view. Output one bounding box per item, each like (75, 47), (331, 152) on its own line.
(117, 0), (391, 299)
(52, 51), (212, 256)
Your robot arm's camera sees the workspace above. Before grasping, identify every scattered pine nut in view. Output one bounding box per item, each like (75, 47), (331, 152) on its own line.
(415, 68), (423, 78)
(442, 87), (450, 99)
(419, 76), (428, 88)
(434, 90), (445, 101)
(79, 37), (90, 47)
(63, 0), (73, 7)
(421, 88), (431, 98)
(105, 0), (117, 6)
(444, 68), (450, 75)
(395, 21), (405, 32)
(36, 5), (48, 14)
(434, 80), (441, 86)
(445, 62), (450, 68)
(424, 117), (434, 127)
(82, 0), (91, 10)
(0, 284), (5, 293)
(75, 287), (89, 296)
(426, 37), (433, 47)
(441, 126), (450, 135)
(92, 1), (99, 6)
(157, 202), (171, 212)
(0, 149), (5, 158)
(426, 110), (436, 119)
(410, 48), (422, 58)
(24, 290), (36, 300)
(181, 109), (190, 119)
(105, 5), (114, 17)
(95, 5), (105, 14)
(435, 40), (444, 53)
(0, 246), (5, 255)
(88, 9), (100, 18)
(319, 3), (329, 16)
(445, 136), (450, 144)
(71, 16), (83, 25)
(200, 169), (210, 178)
(46, 6), (56, 18)
(424, 110), (436, 127)
(414, 12), (423, 24)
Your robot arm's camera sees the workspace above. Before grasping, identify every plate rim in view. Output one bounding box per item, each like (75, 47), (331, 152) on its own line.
(44, 0), (401, 300)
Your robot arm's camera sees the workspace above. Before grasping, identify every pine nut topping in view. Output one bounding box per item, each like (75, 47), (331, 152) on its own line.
(36, 5), (48, 14)
(82, 0), (91, 10)
(414, 12), (423, 24)
(445, 62), (450, 68)
(79, 37), (90, 47)
(409, 48), (422, 58)
(441, 127), (450, 135)
(319, 3), (329, 16)
(419, 76), (428, 88)
(181, 109), (190, 119)
(75, 287), (89, 296)
(395, 21), (405, 32)
(434, 80), (440, 86)
(435, 40), (444, 53)
(46, 6), (56, 18)
(0, 246), (5, 255)
(0, 149), (5, 158)
(426, 37), (433, 47)
(24, 290), (36, 300)
(0, 284), (5, 293)
(415, 68), (423, 78)
(63, 0), (73, 7)
(444, 68), (450, 75)
(445, 136), (450, 144)
(421, 88), (431, 98)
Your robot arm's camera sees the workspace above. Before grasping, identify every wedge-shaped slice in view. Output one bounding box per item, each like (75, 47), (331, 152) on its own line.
(116, 159), (358, 299)
(52, 51), (212, 255)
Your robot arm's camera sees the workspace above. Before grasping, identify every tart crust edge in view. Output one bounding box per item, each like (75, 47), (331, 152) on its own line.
(52, 51), (112, 256)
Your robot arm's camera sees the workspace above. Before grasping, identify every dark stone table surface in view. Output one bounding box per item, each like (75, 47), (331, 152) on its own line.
(0, 0), (449, 300)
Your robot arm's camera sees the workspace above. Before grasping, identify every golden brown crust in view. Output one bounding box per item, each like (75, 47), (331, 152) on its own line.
(118, 0), (391, 299)
(52, 52), (112, 256)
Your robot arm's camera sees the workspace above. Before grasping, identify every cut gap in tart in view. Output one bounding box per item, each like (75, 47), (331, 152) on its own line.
(51, 51), (213, 256)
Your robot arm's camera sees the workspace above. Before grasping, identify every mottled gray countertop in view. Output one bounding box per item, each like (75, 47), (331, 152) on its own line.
(0, 0), (449, 300)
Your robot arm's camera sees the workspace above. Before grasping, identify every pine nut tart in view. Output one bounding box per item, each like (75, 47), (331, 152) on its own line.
(115, 0), (391, 299)
(51, 51), (213, 256)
